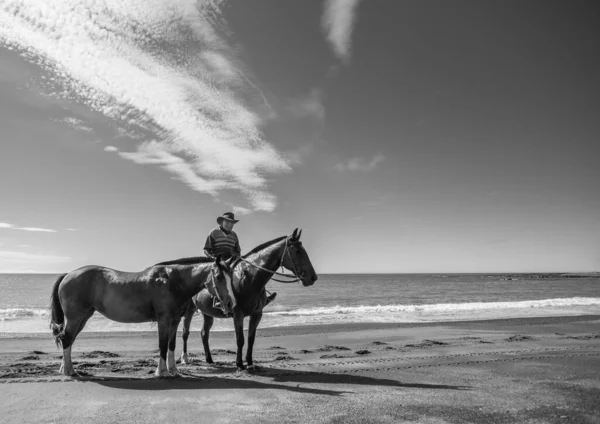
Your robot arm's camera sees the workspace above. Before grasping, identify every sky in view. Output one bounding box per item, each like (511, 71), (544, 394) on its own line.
(0, 0), (599, 273)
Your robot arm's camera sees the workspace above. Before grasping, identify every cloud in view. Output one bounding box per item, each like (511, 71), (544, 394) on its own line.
(232, 206), (252, 216)
(115, 127), (145, 141)
(17, 227), (57, 232)
(104, 146), (119, 152)
(288, 88), (325, 122)
(322, 0), (362, 62)
(0, 222), (56, 232)
(282, 142), (315, 166)
(335, 153), (384, 172)
(0, 0), (290, 212)
(52, 117), (94, 133)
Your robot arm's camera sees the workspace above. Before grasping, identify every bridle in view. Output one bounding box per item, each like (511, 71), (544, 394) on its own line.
(236, 236), (304, 284)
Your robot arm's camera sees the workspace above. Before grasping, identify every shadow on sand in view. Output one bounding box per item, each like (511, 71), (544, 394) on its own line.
(91, 375), (348, 396)
(261, 367), (470, 391)
(86, 365), (470, 395)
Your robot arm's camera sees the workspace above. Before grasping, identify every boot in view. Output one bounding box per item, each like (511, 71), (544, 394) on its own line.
(265, 292), (277, 306)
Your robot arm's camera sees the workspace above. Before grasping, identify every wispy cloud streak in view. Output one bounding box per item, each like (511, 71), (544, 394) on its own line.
(322, 0), (362, 62)
(52, 117), (93, 133)
(288, 88), (325, 122)
(335, 153), (384, 172)
(0, 0), (290, 211)
(0, 222), (56, 232)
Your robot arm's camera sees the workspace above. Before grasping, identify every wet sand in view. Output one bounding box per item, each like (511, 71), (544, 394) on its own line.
(1, 315), (599, 423)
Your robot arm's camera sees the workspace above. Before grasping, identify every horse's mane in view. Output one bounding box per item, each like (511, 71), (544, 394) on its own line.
(154, 256), (214, 266)
(242, 235), (287, 257)
(153, 236), (287, 267)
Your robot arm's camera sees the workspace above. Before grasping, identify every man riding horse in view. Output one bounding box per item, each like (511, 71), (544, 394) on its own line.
(203, 212), (277, 306)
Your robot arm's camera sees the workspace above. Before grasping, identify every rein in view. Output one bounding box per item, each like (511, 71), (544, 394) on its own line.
(237, 236), (302, 284)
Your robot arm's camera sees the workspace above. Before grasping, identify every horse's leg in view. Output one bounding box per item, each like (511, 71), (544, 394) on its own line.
(246, 311), (263, 370)
(167, 317), (182, 375)
(233, 311), (246, 370)
(155, 318), (169, 377)
(180, 303), (195, 365)
(59, 308), (94, 377)
(201, 314), (215, 364)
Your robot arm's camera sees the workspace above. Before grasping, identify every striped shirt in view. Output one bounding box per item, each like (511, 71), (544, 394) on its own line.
(203, 227), (241, 258)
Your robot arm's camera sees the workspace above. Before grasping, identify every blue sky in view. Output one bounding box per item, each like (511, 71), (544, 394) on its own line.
(0, 0), (598, 273)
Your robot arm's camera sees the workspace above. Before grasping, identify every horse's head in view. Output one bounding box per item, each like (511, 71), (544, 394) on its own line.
(281, 228), (318, 287)
(206, 255), (236, 316)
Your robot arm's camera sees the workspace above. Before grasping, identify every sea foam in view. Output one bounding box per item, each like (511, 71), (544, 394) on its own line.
(1, 297), (599, 334)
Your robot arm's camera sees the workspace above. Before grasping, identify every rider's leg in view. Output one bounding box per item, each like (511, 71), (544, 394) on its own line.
(265, 291), (277, 306)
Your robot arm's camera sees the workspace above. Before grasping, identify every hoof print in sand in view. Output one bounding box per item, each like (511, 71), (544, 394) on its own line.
(212, 349), (237, 355)
(319, 353), (347, 359)
(316, 345), (351, 352)
(20, 355), (40, 361)
(565, 333), (600, 340)
(355, 349), (371, 355)
(405, 340), (447, 348)
(274, 355), (295, 361)
(81, 351), (120, 359)
(506, 335), (534, 342)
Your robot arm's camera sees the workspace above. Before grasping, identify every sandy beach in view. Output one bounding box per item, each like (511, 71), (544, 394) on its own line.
(1, 315), (599, 423)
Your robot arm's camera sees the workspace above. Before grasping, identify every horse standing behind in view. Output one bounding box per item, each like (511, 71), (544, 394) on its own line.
(164, 228), (318, 371)
(49, 255), (236, 377)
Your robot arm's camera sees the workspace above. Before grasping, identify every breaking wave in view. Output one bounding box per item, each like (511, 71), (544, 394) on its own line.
(1, 297), (599, 333)
(268, 297), (600, 317)
(0, 308), (48, 319)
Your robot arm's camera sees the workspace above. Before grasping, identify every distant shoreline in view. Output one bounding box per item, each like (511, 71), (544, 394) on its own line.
(1, 272), (599, 277)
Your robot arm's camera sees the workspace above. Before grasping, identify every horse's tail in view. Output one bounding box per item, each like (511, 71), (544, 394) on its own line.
(49, 274), (67, 348)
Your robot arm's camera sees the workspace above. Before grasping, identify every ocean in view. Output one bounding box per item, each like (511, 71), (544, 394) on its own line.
(1, 273), (599, 336)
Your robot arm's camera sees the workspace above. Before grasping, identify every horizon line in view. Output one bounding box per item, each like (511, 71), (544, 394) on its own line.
(1, 270), (598, 275)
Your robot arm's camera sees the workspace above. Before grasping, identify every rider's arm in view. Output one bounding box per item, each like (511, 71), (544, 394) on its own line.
(203, 233), (216, 259)
(234, 237), (241, 257)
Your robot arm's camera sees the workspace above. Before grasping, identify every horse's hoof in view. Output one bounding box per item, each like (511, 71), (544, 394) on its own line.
(154, 369), (169, 378)
(59, 367), (79, 377)
(247, 364), (261, 373)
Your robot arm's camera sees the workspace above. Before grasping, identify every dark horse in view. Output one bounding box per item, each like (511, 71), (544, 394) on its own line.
(49, 256), (236, 377)
(164, 228), (317, 371)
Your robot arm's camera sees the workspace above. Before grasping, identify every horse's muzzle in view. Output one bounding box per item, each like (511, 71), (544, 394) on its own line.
(302, 274), (318, 286)
(213, 297), (234, 317)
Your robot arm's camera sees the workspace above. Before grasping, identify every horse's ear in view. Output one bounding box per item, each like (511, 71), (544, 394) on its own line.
(291, 228), (298, 239)
(297, 229), (302, 240)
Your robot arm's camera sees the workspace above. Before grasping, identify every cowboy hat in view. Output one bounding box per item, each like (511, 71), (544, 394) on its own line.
(217, 212), (239, 225)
